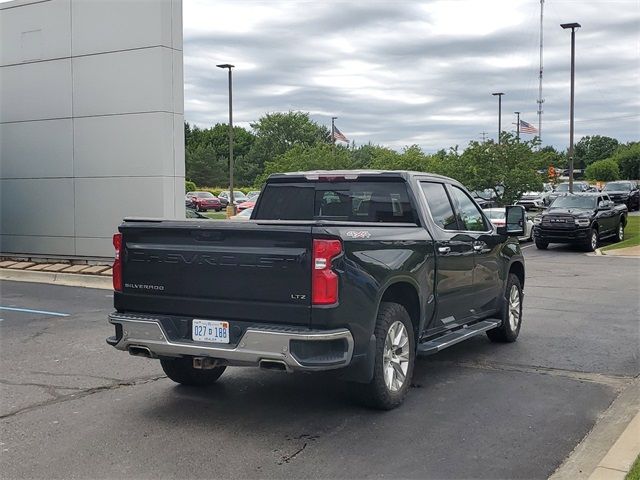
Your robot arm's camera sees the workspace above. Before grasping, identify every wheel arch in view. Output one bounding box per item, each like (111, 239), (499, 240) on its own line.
(378, 280), (422, 341)
(508, 260), (525, 290)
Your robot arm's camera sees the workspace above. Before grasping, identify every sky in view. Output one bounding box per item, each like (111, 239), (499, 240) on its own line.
(183, 0), (640, 152)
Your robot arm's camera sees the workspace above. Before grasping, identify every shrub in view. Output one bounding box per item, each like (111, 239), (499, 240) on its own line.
(185, 180), (197, 193)
(611, 143), (640, 180)
(584, 159), (620, 182)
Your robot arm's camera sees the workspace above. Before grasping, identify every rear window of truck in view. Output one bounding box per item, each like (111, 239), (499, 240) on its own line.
(253, 181), (418, 223)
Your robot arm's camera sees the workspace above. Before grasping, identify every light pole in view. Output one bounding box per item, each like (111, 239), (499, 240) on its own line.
(561, 22), (580, 193)
(492, 92), (505, 144)
(514, 111), (521, 141)
(217, 63), (236, 216)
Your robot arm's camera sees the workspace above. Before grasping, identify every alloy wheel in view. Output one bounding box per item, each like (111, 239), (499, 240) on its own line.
(508, 284), (521, 331)
(382, 321), (410, 392)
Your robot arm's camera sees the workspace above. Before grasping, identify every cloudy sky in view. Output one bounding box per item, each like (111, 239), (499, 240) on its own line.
(183, 0), (640, 152)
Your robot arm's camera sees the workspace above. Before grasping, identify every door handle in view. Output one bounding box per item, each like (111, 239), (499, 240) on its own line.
(438, 246), (451, 255)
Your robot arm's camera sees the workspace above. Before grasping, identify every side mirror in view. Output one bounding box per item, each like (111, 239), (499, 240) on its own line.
(497, 205), (526, 236)
(598, 201), (610, 210)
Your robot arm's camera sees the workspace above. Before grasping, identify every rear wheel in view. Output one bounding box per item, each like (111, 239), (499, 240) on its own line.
(487, 273), (523, 343)
(614, 221), (625, 242)
(353, 302), (415, 410)
(535, 239), (548, 250)
(160, 357), (226, 386)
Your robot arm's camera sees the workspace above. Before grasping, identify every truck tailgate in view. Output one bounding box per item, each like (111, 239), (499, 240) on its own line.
(114, 221), (313, 326)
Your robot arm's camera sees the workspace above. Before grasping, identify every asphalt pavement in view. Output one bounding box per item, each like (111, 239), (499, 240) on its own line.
(1, 244), (638, 479)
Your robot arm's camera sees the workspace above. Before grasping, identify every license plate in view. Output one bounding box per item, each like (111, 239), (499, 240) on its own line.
(192, 319), (229, 344)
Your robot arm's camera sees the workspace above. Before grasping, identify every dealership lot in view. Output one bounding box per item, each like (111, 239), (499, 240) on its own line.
(1, 246), (638, 479)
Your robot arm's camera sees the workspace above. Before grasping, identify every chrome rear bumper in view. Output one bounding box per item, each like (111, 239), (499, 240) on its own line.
(107, 312), (354, 372)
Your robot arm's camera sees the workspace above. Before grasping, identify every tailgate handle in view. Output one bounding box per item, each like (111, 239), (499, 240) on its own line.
(192, 230), (223, 241)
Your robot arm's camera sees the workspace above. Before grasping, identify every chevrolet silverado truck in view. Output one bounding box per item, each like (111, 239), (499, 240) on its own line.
(533, 192), (627, 251)
(107, 171), (527, 409)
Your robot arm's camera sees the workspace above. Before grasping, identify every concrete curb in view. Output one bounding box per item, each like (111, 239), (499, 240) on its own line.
(0, 268), (112, 290)
(589, 412), (640, 479)
(550, 379), (640, 480)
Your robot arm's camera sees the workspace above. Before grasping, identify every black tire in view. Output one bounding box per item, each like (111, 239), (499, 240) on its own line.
(535, 239), (548, 250)
(487, 273), (523, 343)
(584, 228), (599, 252)
(160, 357), (226, 386)
(614, 220), (625, 243)
(352, 302), (416, 410)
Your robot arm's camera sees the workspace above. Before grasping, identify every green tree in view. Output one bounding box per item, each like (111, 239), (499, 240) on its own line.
(184, 122), (255, 186)
(574, 135), (619, 168)
(584, 158), (620, 181)
(442, 134), (543, 205)
(609, 142), (640, 180)
(256, 143), (354, 186)
(246, 111), (331, 175)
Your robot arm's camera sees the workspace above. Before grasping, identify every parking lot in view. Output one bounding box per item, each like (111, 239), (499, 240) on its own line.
(1, 245), (638, 479)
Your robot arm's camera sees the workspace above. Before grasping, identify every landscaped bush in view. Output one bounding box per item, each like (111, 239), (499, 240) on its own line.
(185, 180), (197, 192)
(584, 159), (620, 182)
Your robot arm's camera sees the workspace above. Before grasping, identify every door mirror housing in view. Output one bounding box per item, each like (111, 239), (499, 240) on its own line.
(497, 205), (526, 236)
(598, 201), (611, 211)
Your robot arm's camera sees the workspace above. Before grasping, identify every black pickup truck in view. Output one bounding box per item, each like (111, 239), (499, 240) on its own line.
(533, 193), (627, 251)
(107, 171), (527, 409)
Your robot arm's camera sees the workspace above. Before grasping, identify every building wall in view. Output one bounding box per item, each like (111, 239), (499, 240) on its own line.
(0, 0), (185, 258)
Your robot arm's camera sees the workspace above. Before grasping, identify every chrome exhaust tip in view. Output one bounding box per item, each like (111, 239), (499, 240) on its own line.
(128, 345), (153, 358)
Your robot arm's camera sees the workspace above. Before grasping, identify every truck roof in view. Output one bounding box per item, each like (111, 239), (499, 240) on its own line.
(268, 170), (457, 183)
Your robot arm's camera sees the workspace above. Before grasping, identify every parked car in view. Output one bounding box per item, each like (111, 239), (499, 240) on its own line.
(108, 170), (526, 410)
(533, 193), (627, 251)
(471, 187), (503, 209)
(484, 208), (533, 241)
(185, 195), (197, 209)
(229, 207), (253, 221)
(246, 190), (261, 198)
(185, 208), (208, 219)
(236, 200), (256, 212)
(545, 182), (594, 206)
(517, 183), (554, 210)
(186, 191), (222, 212)
(217, 190), (249, 207)
(602, 181), (640, 211)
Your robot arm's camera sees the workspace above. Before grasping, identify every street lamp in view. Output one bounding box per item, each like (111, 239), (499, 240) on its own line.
(561, 22), (580, 193)
(217, 63), (236, 216)
(514, 111), (521, 141)
(492, 92), (505, 144)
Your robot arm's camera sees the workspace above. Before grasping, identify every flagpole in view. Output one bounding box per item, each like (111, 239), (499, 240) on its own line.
(515, 111), (520, 142)
(331, 117), (337, 144)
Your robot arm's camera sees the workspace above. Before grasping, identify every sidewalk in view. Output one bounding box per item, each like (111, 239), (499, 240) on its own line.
(601, 245), (640, 257)
(551, 380), (640, 480)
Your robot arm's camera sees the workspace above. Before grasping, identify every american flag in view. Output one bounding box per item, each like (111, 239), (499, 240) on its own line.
(333, 125), (349, 143)
(519, 120), (538, 134)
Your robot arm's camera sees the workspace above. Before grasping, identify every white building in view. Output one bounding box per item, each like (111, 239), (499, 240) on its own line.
(0, 0), (185, 258)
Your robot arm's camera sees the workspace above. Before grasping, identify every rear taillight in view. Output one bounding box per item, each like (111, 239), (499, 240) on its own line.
(312, 239), (342, 305)
(112, 233), (122, 292)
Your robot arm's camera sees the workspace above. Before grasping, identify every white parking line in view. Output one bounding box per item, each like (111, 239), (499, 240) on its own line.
(0, 306), (69, 317)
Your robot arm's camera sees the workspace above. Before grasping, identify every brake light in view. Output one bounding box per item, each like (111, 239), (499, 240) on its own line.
(312, 239), (342, 305)
(112, 233), (122, 292)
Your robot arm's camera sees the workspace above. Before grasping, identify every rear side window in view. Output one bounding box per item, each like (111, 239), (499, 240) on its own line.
(420, 182), (459, 230)
(254, 181), (417, 223)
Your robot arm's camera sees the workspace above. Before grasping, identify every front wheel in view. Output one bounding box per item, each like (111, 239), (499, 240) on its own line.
(535, 239), (548, 250)
(353, 302), (415, 410)
(160, 357), (226, 386)
(487, 273), (523, 343)
(584, 228), (599, 252)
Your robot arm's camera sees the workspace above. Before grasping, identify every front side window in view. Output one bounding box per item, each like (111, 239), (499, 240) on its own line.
(449, 186), (488, 231)
(420, 182), (459, 230)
